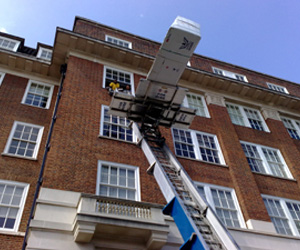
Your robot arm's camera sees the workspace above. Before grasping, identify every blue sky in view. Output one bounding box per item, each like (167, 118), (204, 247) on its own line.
(1, 0), (299, 83)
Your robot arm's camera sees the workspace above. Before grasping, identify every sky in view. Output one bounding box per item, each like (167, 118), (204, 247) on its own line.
(1, 0), (299, 84)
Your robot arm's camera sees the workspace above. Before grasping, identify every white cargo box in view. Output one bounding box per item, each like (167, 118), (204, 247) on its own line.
(147, 16), (201, 85)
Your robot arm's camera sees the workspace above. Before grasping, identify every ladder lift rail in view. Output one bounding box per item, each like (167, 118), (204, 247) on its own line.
(109, 16), (240, 250)
(133, 123), (240, 250)
(133, 123), (209, 249)
(162, 143), (240, 250)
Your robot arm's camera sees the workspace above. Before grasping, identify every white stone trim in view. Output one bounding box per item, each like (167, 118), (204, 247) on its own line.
(261, 107), (281, 121)
(205, 92), (226, 107)
(246, 219), (276, 233)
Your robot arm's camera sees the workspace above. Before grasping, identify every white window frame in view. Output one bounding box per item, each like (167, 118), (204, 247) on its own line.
(280, 116), (300, 140)
(100, 105), (136, 143)
(172, 128), (225, 165)
(267, 83), (289, 94)
(37, 47), (52, 61)
(105, 35), (132, 49)
(240, 141), (293, 179)
(212, 67), (248, 82)
(183, 93), (210, 118)
(226, 102), (269, 132)
(3, 121), (44, 160)
(262, 194), (300, 236)
(0, 71), (5, 86)
(97, 161), (140, 201)
(103, 66), (135, 95)
(0, 36), (20, 52)
(21, 80), (54, 109)
(0, 179), (29, 232)
(195, 182), (246, 228)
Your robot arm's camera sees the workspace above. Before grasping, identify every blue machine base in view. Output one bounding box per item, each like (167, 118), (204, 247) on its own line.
(163, 197), (206, 250)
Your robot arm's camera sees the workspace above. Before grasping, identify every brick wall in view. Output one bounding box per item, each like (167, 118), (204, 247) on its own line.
(74, 19), (160, 57)
(0, 73), (57, 235)
(42, 56), (165, 204)
(0, 234), (23, 250)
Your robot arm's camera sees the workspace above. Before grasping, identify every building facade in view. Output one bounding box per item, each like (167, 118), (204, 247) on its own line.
(0, 16), (300, 249)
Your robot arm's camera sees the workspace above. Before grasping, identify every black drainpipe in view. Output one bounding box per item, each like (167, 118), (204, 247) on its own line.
(22, 64), (67, 250)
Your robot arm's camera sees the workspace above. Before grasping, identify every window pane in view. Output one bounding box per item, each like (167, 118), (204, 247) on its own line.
(263, 148), (287, 178)
(106, 36), (131, 49)
(25, 82), (52, 108)
(200, 185), (242, 228)
(241, 143), (266, 174)
(7, 123), (41, 158)
(172, 128), (195, 159)
(244, 108), (264, 131)
(119, 189), (126, 199)
(0, 207), (8, 218)
(263, 197), (292, 235)
(119, 176), (126, 186)
(196, 186), (207, 202)
(287, 202), (300, 234)
(2, 194), (12, 205)
(0, 183), (26, 230)
(102, 107), (133, 142)
(196, 133), (220, 163)
(109, 187), (117, 197)
(110, 167), (117, 185)
(128, 178), (135, 188)
(281, 117), (300, 140)
(128, 190), (135, 200)
(98, 164), (137, 201)
(226, 104), (245, 126)
(99, 186), (108, 196)
(186, 94), (207, 117)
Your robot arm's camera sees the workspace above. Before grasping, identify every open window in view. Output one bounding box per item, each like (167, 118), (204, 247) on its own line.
(103, 66), (134, 95)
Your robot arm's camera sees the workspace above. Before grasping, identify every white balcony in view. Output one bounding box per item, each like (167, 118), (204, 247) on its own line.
(27, 188), (183, 250)
(74, 195), (170, 249)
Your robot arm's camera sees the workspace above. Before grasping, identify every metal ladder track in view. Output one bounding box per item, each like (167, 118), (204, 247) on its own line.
(147, 140), (223, 249)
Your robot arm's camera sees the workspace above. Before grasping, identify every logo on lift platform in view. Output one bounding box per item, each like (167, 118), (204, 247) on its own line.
(155, 87), (168, 100)
(179, 37), (194, 51)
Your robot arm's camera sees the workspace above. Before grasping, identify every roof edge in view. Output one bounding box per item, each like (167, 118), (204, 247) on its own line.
(72, 16), (299, 86)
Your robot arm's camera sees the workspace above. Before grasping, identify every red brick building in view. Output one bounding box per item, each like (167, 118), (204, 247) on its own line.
(0, 16), (300, 249)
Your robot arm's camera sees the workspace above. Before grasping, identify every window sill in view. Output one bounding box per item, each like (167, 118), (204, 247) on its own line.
(0, 230), (25, 237)
(176, 155), (228, 168)
(291, 137), (300, 141)
(1, 153), (38, 161)
(21, 102), (50, 110)
(233, 124), (270, 133)
(194, 114), (211, 119)
(102, 87), (135, 97)
(98, 135), (137, 145)
(228, 226), (300, 240)
(252, 172), (296, 182)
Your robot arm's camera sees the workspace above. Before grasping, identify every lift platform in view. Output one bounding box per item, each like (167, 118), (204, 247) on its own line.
(108, 16), (240, 250)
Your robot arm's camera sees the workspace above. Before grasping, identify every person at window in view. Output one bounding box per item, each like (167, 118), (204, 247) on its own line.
(123, 85), (131, 94)
(108, 79), (120, 96)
